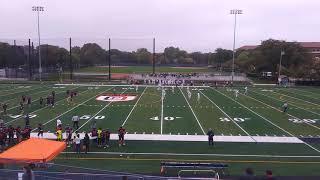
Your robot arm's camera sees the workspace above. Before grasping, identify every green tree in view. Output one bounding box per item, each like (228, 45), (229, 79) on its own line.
(213, 48), (233, 66)
(256, 39), (310, 74)
(80, 43), (106, 66)
(134, 48), (151, 64)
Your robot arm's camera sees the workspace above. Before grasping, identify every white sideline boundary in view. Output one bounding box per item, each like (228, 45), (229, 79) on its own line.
(62, 151), (320, 158)
(252, 83), (277, 86)
(31, 133), (304, 143)
(55, 83), (210, 88)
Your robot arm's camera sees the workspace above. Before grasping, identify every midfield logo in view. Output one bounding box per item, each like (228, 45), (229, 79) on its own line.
(96, 94), (137, 102)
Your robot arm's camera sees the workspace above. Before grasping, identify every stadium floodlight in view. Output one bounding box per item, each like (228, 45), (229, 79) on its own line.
(278, 51), (285, 83)
(230, 9), (243, 84)
(32, 6), (44, 81)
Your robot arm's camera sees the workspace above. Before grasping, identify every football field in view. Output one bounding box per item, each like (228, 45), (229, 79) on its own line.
(1, 83), (320, 175)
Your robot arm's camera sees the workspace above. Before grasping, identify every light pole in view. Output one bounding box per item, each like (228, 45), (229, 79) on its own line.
(32, 6), (44, 81)
(230, 9), (243, 84)
(278, 50), (285, 83)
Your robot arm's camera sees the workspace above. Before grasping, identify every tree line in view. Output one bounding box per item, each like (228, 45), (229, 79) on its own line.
(0, 39), (319, 78)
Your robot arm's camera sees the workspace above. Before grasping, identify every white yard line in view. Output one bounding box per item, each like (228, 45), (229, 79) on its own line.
(31, 87), (115, 132)
(1, 88), (72, 114)
(272, 90), (320, 107)
(213, 88), (320, 153)
(179, 87), (205, 135)
(5, 88), (85, 125)
(284, 88), (320, 100)
(261, 90), (320, 116)
(161, 87), (164, 134)
(249, 90), (320, 130)
(76, 87), (130, 131)
(121, 87), (147, 127)
(2, 88), (55, 104)
(199, 90), (255, 142)
(0, 85), (44, 97)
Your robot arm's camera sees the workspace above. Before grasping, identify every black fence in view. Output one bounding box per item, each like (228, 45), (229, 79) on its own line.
(0, 38), (227, 82)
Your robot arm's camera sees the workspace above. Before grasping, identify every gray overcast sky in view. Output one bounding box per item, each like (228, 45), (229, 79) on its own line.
(0, 0), (319, 52)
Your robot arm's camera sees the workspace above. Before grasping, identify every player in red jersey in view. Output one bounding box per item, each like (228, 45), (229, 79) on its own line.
(65, 125), (73, 147)
(118, 126), (126, 147)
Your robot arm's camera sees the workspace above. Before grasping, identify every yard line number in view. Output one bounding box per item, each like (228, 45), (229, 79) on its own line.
(220, 117), (250, 122)
(150, 116), (182, 121)
(289, 118), (319, 124)
(80, 115), (105, 120)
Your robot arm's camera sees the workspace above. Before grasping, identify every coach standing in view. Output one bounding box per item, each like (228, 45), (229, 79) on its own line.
(207, 128), (214, 146)
(72, 115), (80, 129)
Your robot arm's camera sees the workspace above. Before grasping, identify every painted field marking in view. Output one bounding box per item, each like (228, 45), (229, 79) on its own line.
(199, 90), (255, 141)
(5, 87), (84, 125)
(0, 85), (45, 97)
(282, 88), (320, 100)
(179, 87), (205, 135)
(260, 90), (320, 116)
(76, 87), (129, 131)
(0, 88), (68, 113)
(32, 87), (115, 131)
(2, 87), (57, 104)
(58, 157), (320, 165)
(60, 151), (320, 158)
(249, 90), (320, 130)
(213, 88), (320, 153)
(121, 87), (147, 126)
(161, 87), (164, 134)
(293, 88), (320, 98)
(0, 85), (23, 92)
(272, 90), (320, 107)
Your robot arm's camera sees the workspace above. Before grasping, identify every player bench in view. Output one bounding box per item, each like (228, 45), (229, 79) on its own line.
(160, 161), (229, 178)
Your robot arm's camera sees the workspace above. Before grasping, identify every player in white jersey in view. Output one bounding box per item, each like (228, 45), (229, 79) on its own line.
(235, 89), (239, 99)
(135, 85), (138, 92)
(172, 86), (174, 93)
(244, 86), (248, 95)
(187, 90), (192, 99)
(197, 92), (200, 103)
(162, 89), (166, 100)
(157, 82), (161, 91)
